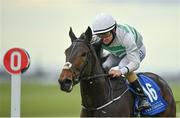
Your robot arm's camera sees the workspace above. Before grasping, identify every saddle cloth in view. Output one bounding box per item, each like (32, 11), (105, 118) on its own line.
(129, 73), (167, 116)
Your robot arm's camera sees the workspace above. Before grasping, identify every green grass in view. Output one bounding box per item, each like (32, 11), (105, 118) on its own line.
(0, 81), (81, 117)
(0, 80), (180, 117)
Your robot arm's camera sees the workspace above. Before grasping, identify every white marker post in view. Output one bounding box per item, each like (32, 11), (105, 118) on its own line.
(11, 74), (21, 117)
(3, 48), (30, 118)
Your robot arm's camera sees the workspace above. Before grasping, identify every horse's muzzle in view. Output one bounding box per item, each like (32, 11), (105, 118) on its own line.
(58, 78), (73, 92)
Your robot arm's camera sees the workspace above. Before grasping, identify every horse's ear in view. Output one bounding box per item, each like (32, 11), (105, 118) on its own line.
(85, 26), (92, 43)
(69, 27), (77, 42)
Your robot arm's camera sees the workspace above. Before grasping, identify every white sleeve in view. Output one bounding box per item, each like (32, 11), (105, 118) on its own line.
(119, 33), (140, 74)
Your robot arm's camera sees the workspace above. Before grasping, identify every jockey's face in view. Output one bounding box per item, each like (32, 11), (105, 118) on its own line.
(98, 32), (113, 45)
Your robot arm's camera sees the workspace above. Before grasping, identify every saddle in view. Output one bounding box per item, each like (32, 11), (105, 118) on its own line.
(129, 73), (168, 116)
(108, 73), (168, 116)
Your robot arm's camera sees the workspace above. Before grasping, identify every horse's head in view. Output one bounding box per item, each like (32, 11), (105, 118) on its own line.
(58, 27), (93, 92)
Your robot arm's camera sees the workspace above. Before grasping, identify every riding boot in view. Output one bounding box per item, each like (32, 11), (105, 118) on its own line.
(130, 79), (151, 111)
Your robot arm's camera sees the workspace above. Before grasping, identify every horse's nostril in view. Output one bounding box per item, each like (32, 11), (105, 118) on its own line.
(59, 78), (73, 92)
(64, 78), (73, 85)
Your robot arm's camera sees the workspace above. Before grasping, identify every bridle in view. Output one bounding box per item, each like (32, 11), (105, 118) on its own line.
(63, 39), (108, 84)
(63, 38), (128, 111)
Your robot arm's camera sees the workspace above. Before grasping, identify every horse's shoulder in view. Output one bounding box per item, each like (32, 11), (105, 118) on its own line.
(109, 77), (127, 90)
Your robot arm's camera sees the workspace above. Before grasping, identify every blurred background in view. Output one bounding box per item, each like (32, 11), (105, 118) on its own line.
(0, 0), (180, 117)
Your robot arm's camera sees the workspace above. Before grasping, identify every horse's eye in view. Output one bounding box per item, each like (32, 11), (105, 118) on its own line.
(81, 52), (87, 57)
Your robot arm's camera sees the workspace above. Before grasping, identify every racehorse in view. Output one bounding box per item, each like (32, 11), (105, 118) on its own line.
(58, 27), (176, 117)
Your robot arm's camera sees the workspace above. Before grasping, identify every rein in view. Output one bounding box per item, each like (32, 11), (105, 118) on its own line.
(80, 73), (109, 80)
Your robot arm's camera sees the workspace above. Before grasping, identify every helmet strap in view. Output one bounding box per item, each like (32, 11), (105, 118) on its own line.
(111, 26), (116, 40)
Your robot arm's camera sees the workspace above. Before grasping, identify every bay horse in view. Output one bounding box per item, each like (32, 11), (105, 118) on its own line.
(58, 27), (176, 117)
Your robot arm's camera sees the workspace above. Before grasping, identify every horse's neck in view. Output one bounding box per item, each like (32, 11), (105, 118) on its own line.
(80, 61), (110, 108)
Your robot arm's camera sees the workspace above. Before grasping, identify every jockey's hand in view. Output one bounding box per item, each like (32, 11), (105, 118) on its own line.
(108, 66), (122, 78)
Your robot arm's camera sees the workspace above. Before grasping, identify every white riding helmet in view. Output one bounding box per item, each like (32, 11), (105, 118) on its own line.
(92, 13), (116, 35)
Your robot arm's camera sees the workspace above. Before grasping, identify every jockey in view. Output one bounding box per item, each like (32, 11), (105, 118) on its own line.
(91, 13), (151, 111)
